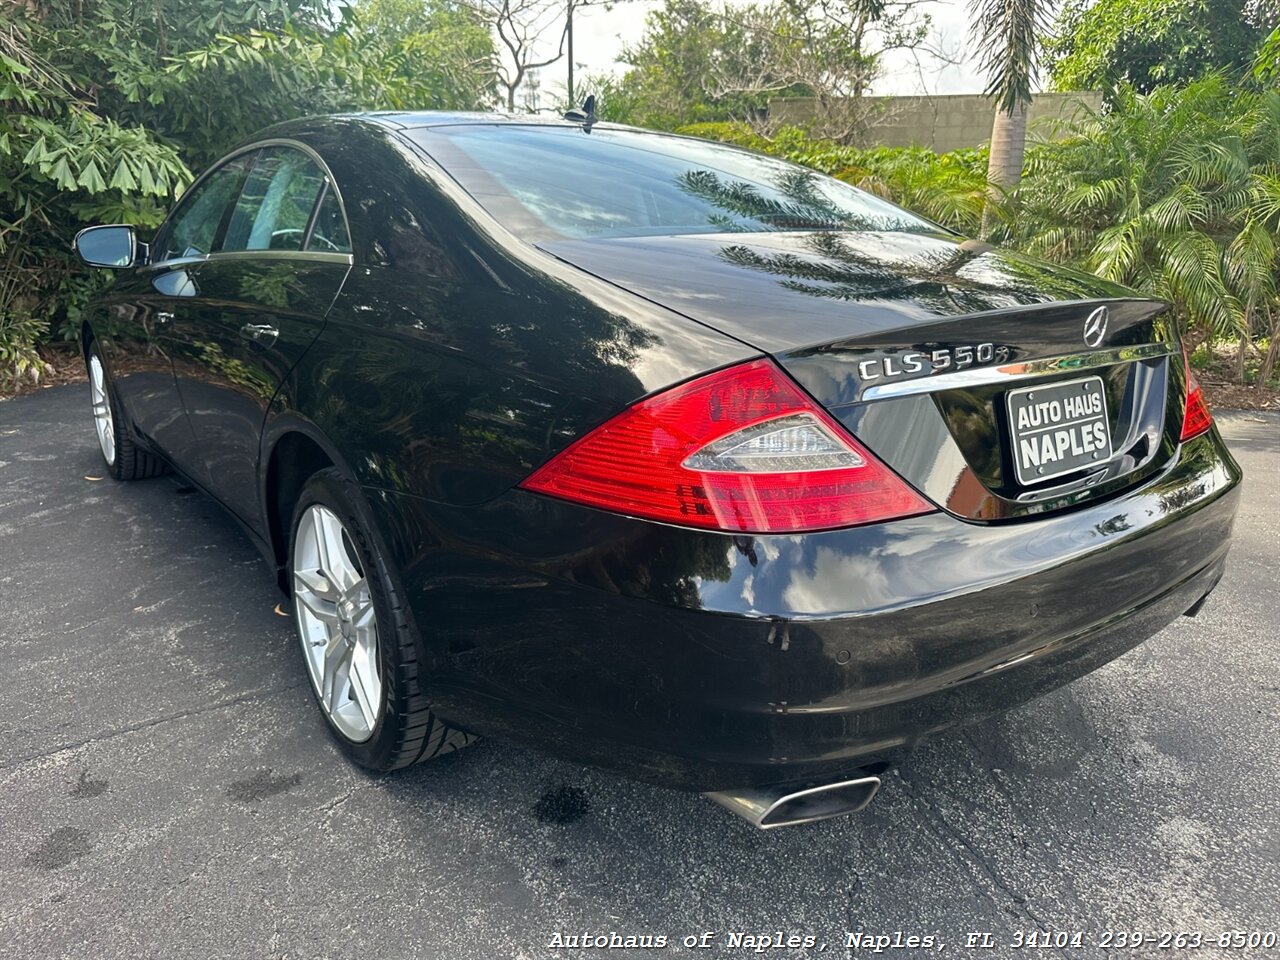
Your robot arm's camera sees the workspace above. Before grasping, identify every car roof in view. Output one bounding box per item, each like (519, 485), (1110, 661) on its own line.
(328, 111), (641, 133)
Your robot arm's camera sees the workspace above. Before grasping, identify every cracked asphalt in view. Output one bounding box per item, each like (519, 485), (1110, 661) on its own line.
(1, 385), (1278, 960)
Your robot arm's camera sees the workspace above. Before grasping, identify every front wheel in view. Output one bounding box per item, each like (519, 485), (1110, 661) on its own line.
(86, 340), (167, 481)
(288, 469), (475, 771)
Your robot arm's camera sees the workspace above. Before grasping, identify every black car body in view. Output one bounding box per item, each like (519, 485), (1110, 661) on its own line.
(76, 113), (1241, 806)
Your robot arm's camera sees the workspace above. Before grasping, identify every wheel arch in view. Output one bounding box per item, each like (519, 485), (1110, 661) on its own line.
(260, 417), (354, 593)
(259, 413), (446, 710)
(79, 320), (95, 359)
(80, 311), (114, 366)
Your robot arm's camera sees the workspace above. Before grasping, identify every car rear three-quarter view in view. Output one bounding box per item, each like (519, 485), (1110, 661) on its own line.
(73, 113), (1242, 829)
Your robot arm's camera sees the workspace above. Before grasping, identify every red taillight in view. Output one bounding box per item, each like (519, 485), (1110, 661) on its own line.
(519, 359), (934, 533)
(1181, 349), (1213, 441)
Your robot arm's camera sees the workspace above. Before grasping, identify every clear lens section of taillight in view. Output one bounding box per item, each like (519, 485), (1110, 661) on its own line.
(518, 358), (934, 533)
(1181, 349), (1213, 442)
(683, 413), (865, 472)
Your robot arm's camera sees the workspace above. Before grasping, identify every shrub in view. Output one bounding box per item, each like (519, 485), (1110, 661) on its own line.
(0, 0), (497, 393)
(0, 15), (190, 389)
(1008, 76), (1280, 349)
(0, 311), (50, 387)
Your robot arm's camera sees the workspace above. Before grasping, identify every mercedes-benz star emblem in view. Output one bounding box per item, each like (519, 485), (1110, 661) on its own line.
(1083, 305), (1109, 347)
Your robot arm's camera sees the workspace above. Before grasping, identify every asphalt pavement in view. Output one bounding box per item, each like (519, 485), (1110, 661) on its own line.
(1, 384), (1278, 960)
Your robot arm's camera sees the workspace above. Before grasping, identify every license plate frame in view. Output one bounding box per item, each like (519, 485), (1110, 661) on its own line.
(1006, 376), (1113, 486)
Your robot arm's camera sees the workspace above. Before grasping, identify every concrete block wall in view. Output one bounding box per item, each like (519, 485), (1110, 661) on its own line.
(769, 92), (1103, 151)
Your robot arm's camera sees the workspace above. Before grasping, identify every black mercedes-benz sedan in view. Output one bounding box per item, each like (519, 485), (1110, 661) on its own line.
(74, 112), (1241, 828)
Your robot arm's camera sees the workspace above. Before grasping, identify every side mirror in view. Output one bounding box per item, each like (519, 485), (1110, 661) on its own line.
(74, 225), (139, 268)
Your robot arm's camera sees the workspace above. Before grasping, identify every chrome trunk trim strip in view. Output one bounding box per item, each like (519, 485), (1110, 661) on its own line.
(859, 342), (1177, 402)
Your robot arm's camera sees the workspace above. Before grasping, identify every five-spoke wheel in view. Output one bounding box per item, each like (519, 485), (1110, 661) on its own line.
(289, 469), (476, 770)
(88, 352), (116, 467)
(292, 503), (384, 742)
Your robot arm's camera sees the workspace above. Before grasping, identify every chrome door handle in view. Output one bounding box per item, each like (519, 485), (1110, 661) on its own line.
(239, 323), (279, 346)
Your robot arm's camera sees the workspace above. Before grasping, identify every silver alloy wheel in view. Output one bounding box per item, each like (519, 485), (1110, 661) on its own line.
(292, 504), (383, 742)
(88, 353), (116, 466)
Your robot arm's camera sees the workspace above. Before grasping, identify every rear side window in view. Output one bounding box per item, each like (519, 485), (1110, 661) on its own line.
(222, 146), (326, 252)
(306, 186), (351, 253)
(154, 154), (253, 262)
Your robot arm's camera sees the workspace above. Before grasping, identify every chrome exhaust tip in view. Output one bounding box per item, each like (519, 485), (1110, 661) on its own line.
(705, 775), (882, 829)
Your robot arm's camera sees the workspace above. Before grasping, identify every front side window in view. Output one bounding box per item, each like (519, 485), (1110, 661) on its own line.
(222, 147), (326, 252)
(411, 125), (936, 241)
(154, 153), (254, 263)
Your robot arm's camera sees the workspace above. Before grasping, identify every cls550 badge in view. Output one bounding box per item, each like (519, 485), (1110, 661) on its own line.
(857, 343), (1012, 383)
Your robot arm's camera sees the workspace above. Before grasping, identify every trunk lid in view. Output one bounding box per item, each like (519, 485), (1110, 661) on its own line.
(538, 229), (1147, 351)
(540, 230), (1183, 521)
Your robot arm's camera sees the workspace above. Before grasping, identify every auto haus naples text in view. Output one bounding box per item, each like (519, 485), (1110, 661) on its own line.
(1015, 388), (1108, 470)
(547, 930), (942, 951)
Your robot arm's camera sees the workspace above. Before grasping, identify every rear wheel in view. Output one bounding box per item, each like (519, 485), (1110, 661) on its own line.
(86, 340), (167, 481)
(288, 469), (475, 770)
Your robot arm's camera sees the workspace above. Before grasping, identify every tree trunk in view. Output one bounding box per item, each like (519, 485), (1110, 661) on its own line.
(982, 102), (1029, 235)
(1260, 307), (1279, 387)
(988, 102), (1029, 189)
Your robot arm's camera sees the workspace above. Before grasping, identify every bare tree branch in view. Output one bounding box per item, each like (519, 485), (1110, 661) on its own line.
(462, 0), (623, 110)
(685, 1), (941, 142)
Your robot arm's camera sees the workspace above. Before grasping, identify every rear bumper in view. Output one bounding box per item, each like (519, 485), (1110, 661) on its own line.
(368, 428), (1241, 791)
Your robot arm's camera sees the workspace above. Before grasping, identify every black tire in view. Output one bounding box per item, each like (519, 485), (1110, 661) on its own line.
(85, 339), (168, 481)
(288, 468), (476, 771)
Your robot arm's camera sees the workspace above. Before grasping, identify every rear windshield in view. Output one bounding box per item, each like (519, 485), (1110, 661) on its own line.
(408, 124), (936, 241)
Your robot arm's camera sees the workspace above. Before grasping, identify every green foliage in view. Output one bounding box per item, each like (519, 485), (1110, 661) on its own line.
(615, 0), (783, 130)
(614, 0), (931, 139)
(1046, 0), (1274, 95)
(678, 122), (990, 235)
(1, 16), (191, 386)
(36, 0), (496, 170)
(569, 73), (647, 124)
(146, 4), (496, 166)
(0, 0), (498, 389)
(0, 310), (50, 385)
(1256, 25), (1280, 84)
(1008, 76), (1280, 348)
(30, 0), (334, 166)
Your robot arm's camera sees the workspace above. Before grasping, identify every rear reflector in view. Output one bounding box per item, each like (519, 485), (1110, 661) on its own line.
(519, 359), (933, 533)
(1181, 350), (1213, 441)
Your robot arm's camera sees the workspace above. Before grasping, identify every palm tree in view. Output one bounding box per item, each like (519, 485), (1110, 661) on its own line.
(1007, 77), (1280, 373)
(968, 0), (1053, 226)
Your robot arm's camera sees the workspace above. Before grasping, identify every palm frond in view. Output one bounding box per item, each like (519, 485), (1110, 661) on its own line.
(1156, 231), (1238, 338)
(967, 0), (1053, 114)
(1224, 219), (1277, 308)
(1145, 184), (1209, 233)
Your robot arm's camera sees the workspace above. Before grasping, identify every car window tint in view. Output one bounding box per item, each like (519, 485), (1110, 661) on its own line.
(222, 147), (326, 252)
(413, 126), (936, 241)
(155, 154), (253, 262)
(306, 185), (351, 253)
